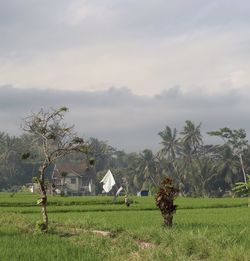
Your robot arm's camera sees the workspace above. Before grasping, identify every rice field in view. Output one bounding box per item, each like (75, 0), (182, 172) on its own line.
(0, 193), (249, 261)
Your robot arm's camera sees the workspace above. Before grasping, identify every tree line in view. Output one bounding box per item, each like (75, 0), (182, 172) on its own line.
(0, 120), (249, 197)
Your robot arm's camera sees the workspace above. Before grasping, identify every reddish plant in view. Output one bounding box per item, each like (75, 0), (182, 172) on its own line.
(156, 176), (179, 227)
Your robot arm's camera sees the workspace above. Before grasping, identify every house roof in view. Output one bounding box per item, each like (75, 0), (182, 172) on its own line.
(52, 162), (88, 178)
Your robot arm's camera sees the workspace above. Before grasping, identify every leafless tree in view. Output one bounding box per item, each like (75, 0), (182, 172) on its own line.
(22, 107), (90, 230)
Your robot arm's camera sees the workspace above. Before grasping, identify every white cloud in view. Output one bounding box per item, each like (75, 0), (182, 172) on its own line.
(1, 29), (249, 95)
(0, 0), (249, 95)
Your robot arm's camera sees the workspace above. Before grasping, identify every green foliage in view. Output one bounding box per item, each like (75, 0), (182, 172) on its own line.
(32, 177), (39, 183)
(60, 171), (68, 178)
(59, 106), (68, 112)
(180, 120), (203, 149)
(21, 152), (30, 160)
(156, 177), (179, 227)
(72, 137), (84, 144)
(208, 127), (248, 152)
(233, 175), (250, 197)
(2, 121), (250, 200)
(88, 157), (95, 166)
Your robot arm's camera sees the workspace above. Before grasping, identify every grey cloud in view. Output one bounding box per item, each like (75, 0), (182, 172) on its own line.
(0, 85), (148, 110)
(1, 0), (250, 58)
(0, 85), (250, 152)
(155, 87), (242, 108)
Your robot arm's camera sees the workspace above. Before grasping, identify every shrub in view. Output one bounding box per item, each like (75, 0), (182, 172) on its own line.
(155, 176), (179, 227)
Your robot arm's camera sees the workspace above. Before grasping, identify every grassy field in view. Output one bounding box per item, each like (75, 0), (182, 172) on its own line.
(0, 193), (249, 261)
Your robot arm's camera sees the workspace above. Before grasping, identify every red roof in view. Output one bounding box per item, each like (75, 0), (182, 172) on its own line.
(52, 162), (88, 178)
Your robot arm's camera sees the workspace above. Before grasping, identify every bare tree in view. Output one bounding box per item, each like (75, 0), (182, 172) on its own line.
(22, 107), (90, 230)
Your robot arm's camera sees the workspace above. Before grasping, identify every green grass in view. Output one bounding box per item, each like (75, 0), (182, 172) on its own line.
(0, 226), (101, 261)
(0, 193), (249, 261)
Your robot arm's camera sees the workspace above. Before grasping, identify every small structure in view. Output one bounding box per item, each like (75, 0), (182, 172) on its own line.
(26, 183), (40, 193)
(137, 190), (149, 197)
(52, 162), (96, 195)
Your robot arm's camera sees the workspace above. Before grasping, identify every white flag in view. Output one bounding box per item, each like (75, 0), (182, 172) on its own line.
(88, 180), (92, 193)
(100, 169), (116, 193)
(116, 186), (123, 196)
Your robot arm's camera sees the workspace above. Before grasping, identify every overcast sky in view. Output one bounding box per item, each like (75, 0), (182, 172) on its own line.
(0, 1), (250, 151)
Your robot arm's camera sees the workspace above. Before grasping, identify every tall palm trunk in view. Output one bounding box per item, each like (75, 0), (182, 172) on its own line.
(172, 161), (185, 195)
(239, 154), (247, 184)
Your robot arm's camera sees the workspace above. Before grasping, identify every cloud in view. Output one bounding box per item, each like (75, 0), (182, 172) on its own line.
(0, 85), (249, 152)
(0, 1), (250, 150)
(0, 1), (250, 94)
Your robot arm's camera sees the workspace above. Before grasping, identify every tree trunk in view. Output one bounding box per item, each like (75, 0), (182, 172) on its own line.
(173, 162), (184, 195)
(239, 154), (247, 184)
(39, 165), (48, 230)
(238, 154), (250, 208)
(163, 213), (173, 227)
(40, 184), (48, 229)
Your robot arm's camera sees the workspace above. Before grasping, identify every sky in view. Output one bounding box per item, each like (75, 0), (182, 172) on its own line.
(0, 0), (250, 151)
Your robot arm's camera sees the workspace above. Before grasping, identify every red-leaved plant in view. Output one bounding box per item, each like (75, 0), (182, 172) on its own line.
(156, 176), (179, 227)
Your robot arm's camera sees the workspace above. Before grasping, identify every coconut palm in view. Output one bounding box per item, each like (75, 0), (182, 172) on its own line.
(88, 138), (115, 172)
(180, 120), (203, 152)
(190, 156), (218, 196)
(158, 126), (185, 191)
(138, 149), (161, 189)
(158, 126), (181, 161)
(213, 145), (240, 193)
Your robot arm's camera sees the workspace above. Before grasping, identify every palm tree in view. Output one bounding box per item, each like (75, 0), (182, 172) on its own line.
(158, 126), (183, 190)
(158, 126), (181, 161)
(138, 149), (161, 189)
(177, 142), (196, 194)
(190, 156), (218, 196)
(88, 138), (115, 172)
(213, 145), (239, 193)
(180, 120), (203, 152)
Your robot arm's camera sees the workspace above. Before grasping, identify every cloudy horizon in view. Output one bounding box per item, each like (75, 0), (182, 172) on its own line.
(1, 85), (249, 152)
(0, 1), (250, 151)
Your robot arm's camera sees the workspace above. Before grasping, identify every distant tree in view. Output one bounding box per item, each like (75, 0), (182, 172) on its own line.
(180, 120), (203, 152)
(22, 107), (90, 231)
(208, 128), (248, 184)
(0, 133), (27, 187)
(125, 153), (141, 193)
(158, 126), (185, 192)
(190, 156), (217, 197)
(138, 149), (160, 189)
(213, 145), (239, 192)
(158, 126), (181, 161)
(88, 137), (115, 172)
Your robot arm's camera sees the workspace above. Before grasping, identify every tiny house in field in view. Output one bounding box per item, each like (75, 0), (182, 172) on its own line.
(137, 190), (149, 196)
(52, 162), (96, 195)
